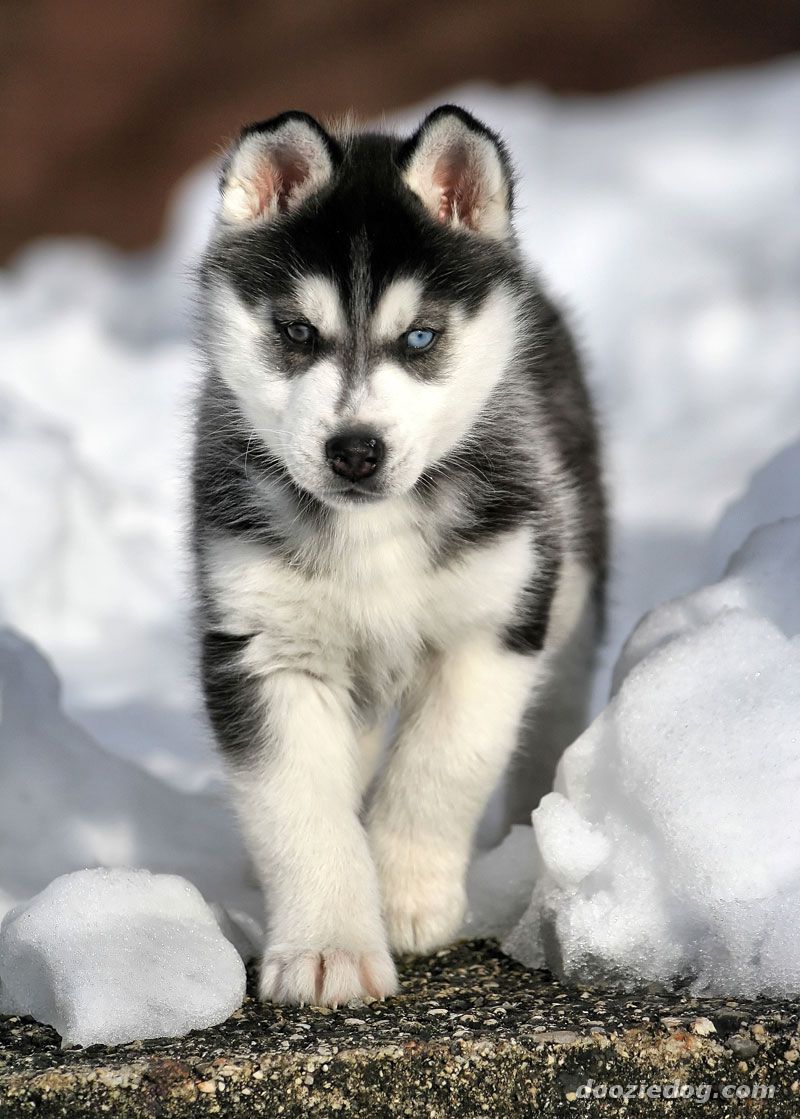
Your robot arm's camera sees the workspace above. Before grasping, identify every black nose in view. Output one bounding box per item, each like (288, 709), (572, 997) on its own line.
(325, 431), (385, 482)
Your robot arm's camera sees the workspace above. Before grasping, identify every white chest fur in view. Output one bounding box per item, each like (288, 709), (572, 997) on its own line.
(204, 504), (536, 712)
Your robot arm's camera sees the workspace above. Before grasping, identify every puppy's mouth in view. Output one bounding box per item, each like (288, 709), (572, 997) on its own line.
(325, 483), (386, 504)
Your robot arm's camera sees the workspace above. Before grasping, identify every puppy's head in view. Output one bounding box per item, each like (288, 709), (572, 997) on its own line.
(199, 106), (523, 507)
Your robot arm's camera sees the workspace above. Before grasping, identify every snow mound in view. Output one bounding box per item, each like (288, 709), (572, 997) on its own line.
(0, 869), (246, 1048)
(505, 517), (800, 998)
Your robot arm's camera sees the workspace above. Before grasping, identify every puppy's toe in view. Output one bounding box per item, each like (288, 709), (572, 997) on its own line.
(260, 946), (397, 1008)
(384, 886), (466, 956)
(372, 833), (467, 955)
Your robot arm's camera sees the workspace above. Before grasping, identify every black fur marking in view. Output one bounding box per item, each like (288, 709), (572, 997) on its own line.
(504, 546), (561, 655)
(239, 111), (343, 157)
(200, 632), (264, 763)
(524, 290), (609, 605)
(416, 427), (538, 560)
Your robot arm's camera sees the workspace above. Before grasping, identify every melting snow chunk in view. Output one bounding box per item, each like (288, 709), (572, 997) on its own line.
(0, 869), (246, 1047)
(532, 793), (611, 890)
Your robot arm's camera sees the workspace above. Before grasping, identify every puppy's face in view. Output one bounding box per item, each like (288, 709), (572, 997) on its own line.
(199, 109), (522, 507)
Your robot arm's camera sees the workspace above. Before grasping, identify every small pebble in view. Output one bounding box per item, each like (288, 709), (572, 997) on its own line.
(727, 1034), (758, 1059)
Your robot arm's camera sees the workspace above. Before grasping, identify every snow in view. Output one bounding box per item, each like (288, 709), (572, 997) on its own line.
(503, 517), (800, 997)
(707, 436), (800, 579)
(463, 826), (538, 940)
(0, 628), (257, 923)
(0, 869), (246, 1047)
(614, 511), (800, 688)
(0, 56), (799, 1037)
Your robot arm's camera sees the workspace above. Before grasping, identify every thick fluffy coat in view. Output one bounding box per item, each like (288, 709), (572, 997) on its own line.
(192, 106), (606, 1006)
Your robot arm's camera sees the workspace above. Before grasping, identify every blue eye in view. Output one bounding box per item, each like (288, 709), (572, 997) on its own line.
(281, 321), (316, 346)
(405, 328), (437, 352)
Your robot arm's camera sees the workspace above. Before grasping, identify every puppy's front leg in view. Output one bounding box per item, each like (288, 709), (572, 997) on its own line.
(203, 633), (396, 1006)
(367, 631), (539, 955)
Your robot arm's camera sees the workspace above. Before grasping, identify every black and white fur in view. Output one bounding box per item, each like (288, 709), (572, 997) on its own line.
(192, 106), (606, 1007)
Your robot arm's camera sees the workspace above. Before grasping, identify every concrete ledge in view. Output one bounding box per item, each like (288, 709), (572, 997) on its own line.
(1, 941), (799, 1117)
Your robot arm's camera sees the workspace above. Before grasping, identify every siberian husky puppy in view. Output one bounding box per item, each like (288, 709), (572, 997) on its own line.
(192, 106), (606, 1006)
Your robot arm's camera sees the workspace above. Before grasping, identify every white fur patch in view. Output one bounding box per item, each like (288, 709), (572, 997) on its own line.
(371, 277), (423, 342)
(205, 518), (537, 710)
(293, 275), (345, 338)
(204, 279), (289, 435)
(205, 280), (272, 400)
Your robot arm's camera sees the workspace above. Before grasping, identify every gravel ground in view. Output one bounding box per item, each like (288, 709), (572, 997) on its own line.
(1, 940), (799, 1117)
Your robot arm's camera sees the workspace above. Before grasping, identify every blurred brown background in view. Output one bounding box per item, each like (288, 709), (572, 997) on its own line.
(1, 0), (798, 262)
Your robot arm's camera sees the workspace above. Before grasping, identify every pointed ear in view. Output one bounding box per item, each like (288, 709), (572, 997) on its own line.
(399, 106), (514, 239)
(218, 111), (341, 224)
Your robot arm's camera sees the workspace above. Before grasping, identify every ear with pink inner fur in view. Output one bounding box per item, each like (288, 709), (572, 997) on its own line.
(219, 112), (341, 225)
(399, 105), (514, 240)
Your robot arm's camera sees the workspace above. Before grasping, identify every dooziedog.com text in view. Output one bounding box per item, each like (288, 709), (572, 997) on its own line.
(575, 1079), (775, 1102)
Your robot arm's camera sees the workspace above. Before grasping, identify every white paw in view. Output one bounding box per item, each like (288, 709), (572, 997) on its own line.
(259, 946), (398, 1008)
(383, 880), (466, 955)
(371, 835), (467, 955)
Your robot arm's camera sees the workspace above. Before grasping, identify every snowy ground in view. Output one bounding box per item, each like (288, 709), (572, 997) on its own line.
(0, 58), (799, 1042)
